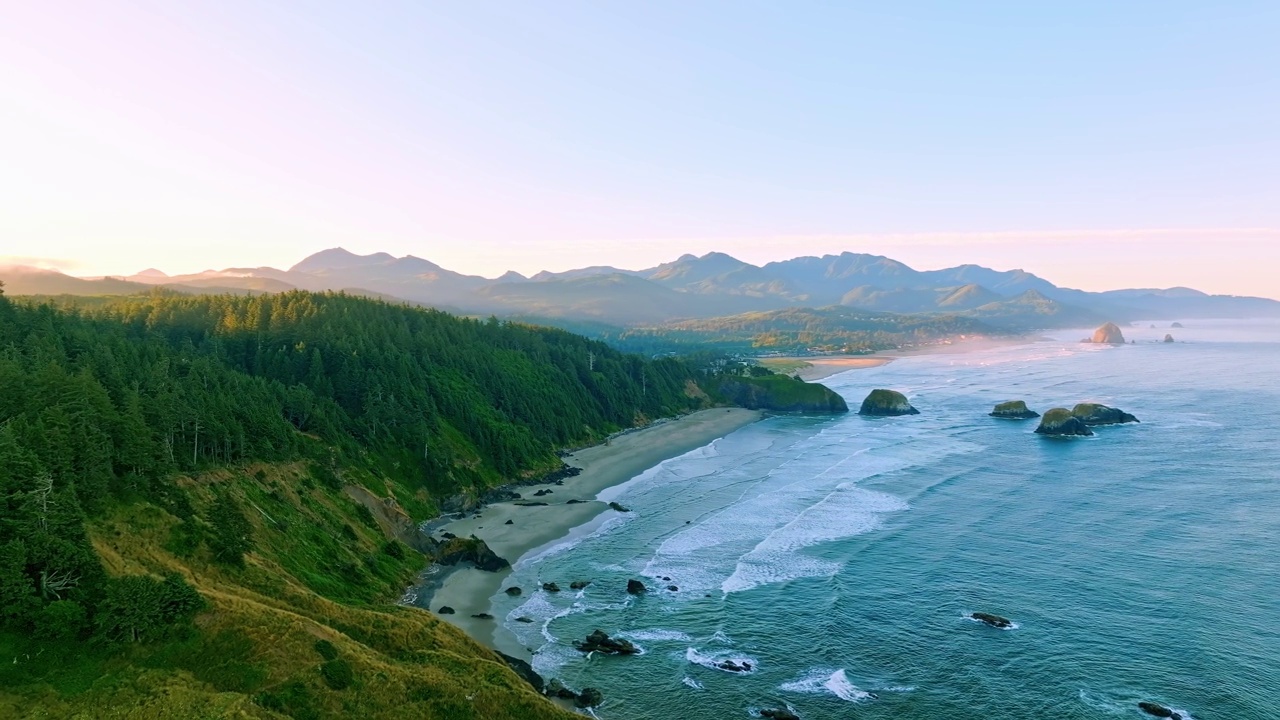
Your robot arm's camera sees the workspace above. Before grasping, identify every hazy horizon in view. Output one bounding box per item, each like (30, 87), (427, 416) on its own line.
(3, 3), (1277, 298)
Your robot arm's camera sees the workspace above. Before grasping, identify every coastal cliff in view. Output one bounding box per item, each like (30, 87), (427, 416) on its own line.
(714, 375), (849, 413)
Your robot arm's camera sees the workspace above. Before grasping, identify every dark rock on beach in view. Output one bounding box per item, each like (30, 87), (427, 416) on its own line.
(970, 612), (1013, 628)
(1139, 701), (1182, 719)
(504, 586), (522, 596)
(533, 488), (553, 496)
(858, 389), (920, 416)
(435, 535), (510, 572)
(626, 579), (647, 594)
(608, 501), (631, 512)
(504, 519), (513, 525)
(566, 499), (584, 504)
(515, 616), (534, 623)
(573, 629), (640, 655)
(1034, 408), (1094, 437)
(514, 501), (549, 507)
(1071, 403), (1139, 426)
(471, 613), (494, 620)
(989, 400), (1040, 419)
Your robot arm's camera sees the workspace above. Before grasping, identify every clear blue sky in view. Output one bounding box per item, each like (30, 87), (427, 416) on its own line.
(1, 1), (1277, 296)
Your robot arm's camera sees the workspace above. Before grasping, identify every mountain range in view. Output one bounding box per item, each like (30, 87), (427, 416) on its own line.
(3, 248), (1277, 329)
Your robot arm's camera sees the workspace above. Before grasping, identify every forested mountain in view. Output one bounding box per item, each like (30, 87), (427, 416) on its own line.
(0, 286), (723, 718)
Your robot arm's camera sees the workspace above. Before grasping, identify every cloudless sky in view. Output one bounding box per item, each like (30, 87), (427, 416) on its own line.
(1, 1), (1277, 296)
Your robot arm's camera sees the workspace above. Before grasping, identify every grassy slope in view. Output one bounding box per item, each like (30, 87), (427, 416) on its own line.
(0, 463), (573, 720)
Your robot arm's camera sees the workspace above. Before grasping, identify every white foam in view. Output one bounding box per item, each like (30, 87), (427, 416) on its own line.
(619, 629), (694, 643)
(681, 676), (704, 690)
(780, 668), (875, 702)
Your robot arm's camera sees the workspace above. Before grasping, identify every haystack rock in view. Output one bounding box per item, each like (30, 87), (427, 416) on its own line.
(1089, 322), (1127, 344)
(1171, 322), (1184, 328)
(1034, 408), (1094, 437)
(1163, 334), (1175, 343)
(989, 400), (1040, 419)
(1071, 403), (1139, 426)
(858, 389), (920, 416)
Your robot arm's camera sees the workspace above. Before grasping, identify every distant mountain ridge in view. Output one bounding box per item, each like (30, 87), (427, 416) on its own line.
(3, 247), (1277, 328)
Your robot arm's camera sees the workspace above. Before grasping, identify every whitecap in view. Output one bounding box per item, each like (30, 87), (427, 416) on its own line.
(681, 676), (704, 690)
(619, 629), (694, 643)
(685, 646), (758, 674)
(780, 668), (875, 702)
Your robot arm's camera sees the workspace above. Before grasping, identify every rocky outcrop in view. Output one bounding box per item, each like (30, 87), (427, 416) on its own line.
(496, 651), (545, 694)
(437, 606), (455, 614)
(503, 586), (522, 596)
(435, 535), (510, 572)
(715, 376), (849, 413)
(1034, 408), (1094, 437)
(989, 400), (1039, 419)
(1088, 322), (1127, 344)
(761, 710), (800, 720)
(542, 582), (561, 592)
(1139, 702), (1182, 719)
(970, 612), (1013, 628)
(573, 629), (640, 655)
(1164, 334), (1175, 343)
(608, 501), (631, 512)
(858, 389), (919, 416)
(717, 659), (753, 673)
(575, 688), (604, 708)
(569, 580), (591, 590)
(626, 579), (647, 594)
(471, 613), (494, 620)
(515, 616), (534, 623)
(1171, 322), (1184, 328)
(1071, 403), (1139, 426)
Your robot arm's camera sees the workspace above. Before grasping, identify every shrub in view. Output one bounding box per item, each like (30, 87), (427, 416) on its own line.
(320, 658), (354, 690)
(313, 639), (338, 661)
(34, 600), (87, 640)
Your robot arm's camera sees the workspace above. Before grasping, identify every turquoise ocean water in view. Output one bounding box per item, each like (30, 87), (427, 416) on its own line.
(493, 320), (1280, 719)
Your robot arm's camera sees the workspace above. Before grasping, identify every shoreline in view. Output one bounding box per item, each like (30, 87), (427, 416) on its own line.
(777, 336), (1040, 381)
(419, 407), (762, 660)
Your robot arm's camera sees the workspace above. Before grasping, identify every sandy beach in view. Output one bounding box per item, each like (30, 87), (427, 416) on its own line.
(424, 407), (762, 659)
(777, 336), (1039, 381)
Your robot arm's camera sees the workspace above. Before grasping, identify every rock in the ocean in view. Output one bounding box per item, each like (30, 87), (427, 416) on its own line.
(989, 400), (1040, 419)
(626, 579), (647, 594)
(761, 710), (800, 720)
(667, 585), (679, 592)
(1171, 322), (1184, 328)
(608, 501), (631, 512)
(437, 606), (455, 615)
(533, 488), (553, 496)
(1164, 334), (1175, 343)
(504, 586), (522, 596)
(858, 389), (920, 416)
(573, 629), (640, 655)
(1071, 403), (1139, 426)
(569, 580), (591, 590)
(970, 612), (1013, 628)
(1138, 701), (1182, 719)
(575, 687), (604, 708)
(716, 660), (753, 673)
(545, 678), (578, 700)
(542, 582), (561, 592)
(504, 518), (514, 525)
(515, 616), (535, 623)
(566, 499), (584, 504)
(1088, 322), (1127, 344)
(1034, 408), (1094, 437)
(470, 613), (494, 620)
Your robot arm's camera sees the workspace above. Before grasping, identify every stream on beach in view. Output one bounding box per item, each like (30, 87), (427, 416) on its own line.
(480, 320), (1280, 719)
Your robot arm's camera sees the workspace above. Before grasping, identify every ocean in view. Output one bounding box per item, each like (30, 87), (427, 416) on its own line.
(492, 320), (1280, 719)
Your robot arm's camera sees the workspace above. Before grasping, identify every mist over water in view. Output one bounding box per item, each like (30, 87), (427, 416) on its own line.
(493, 320), (1280, 719)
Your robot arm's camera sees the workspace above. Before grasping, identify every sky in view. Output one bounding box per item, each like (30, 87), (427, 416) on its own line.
(1, 1), (1277, 297)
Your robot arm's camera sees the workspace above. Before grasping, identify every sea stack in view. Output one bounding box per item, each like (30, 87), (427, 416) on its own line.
(1071, 403), (1139, 426)
(1034, 408), (1094, 437)
(1164, 334), (1175, 343)
(989, 400), (1040, 419)
(1089, 322), (1127, 344)
(1171, 322), (1184, 328)
(858, 389), (920, 416)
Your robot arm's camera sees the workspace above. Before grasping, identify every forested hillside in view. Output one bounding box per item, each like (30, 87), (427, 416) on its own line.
(0, 286), (709, 718)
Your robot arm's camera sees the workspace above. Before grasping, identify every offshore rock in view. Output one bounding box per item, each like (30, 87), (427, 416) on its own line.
(542, 582), (561, 592)
(717, 659), (753, 673)
(626, 579), (647, 594)
(437, 606), (455, 615)
(1071, 403), (1139, 426)
(545, 679), (578, 700)
(1164, 334), (1175, 343)
(608, 501), (631, 512)
(1171, 322), (1184, 328)
(1088, 322), (1127, 344)
(858, 389), (920, 416)
(761, 710), (800, 720)
(970, 612), (1013, 628)
(573, 629), (640, 655)
(1035, 408), (1094, 437)
(576, 687), (605, 708)
(1138, 702), (1182, 719)
(989, 400), (1039, 419)
(569, 580), (591, 590)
